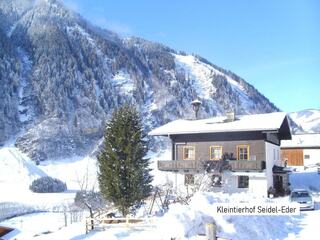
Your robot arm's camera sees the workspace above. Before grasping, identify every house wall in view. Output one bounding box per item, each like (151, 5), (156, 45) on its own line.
(168, 142), (281, 198)
(173, 173), (184, 193)
(169, 171), (268, 197)
(174, 140), (266, 161)
(171, 173), (213, 194)
(303, 149), (320, 166)
(265, 142), (281, 189)
(222, 172), (244, 194)
(249, 176), (268, 197)
(222, 172), (267, 197)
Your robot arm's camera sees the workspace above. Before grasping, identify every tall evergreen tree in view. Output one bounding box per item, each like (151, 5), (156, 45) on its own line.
(97, 104), (153, 216)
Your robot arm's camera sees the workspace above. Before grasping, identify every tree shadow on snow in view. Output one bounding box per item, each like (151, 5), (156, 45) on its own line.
(70, 231), (99, 240)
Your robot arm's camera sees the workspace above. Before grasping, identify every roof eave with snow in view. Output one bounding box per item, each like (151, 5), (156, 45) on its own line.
(281, 133), (320, 148)
(149, 112), (292, 140)
(149, 128), (281, 136)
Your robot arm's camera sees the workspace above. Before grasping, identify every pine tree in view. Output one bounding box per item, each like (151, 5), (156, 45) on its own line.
(97, 104), (153, 216)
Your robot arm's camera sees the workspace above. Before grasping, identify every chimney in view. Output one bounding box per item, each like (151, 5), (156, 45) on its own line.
(191, 99), (202, 119)
(226, 110), (236, 122)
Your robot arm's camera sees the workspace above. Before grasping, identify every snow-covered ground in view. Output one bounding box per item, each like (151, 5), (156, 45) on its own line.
(2, 191), (319, 240)
(1, 147), (320, 239)
(0, 147), (96, 204)
(0, 147), (47, 207)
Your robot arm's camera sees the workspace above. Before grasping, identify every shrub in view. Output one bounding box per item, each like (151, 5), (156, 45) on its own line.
(29, 176), (67, 193)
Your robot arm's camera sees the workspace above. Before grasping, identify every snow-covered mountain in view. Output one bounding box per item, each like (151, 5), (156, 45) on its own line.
(0, 0), (279, 161)
(289, 109), (320, 134)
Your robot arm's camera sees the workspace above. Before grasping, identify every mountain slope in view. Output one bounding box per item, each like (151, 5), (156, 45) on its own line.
(0, 0), (279, 160)
(289, 109), (320, 134)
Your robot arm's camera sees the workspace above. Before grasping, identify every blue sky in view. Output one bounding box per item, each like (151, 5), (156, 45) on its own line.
(64, 0), (320, 112)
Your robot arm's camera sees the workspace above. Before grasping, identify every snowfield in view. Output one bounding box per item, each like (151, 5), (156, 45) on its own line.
(1, 147), (320, 239)
(290, 109), (320, 133)
(174, 54), (253, 110)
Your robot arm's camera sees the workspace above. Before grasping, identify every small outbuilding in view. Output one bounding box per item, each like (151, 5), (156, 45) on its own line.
(281, 134), (320, 168)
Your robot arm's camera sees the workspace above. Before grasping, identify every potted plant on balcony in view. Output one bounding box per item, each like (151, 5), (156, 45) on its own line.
(222, 152), (236, 161)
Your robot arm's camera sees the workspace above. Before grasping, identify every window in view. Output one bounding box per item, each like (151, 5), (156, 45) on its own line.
(304, 155), (310, 159)
(237, 145), (250, 160)
(210, 146), (223, 160)
(185, 174), (194, 185)
(183, 146), (195, 160)
(238, 176), (249, 188)
(212, 174), (222, 187)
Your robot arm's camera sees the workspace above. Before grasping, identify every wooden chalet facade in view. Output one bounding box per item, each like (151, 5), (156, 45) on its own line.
(149, 112), (292, 197)
(281, 149), (304, 166)
(281, 134), (320, 167)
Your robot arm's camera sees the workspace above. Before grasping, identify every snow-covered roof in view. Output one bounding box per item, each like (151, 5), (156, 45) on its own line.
(149, 112), (290, 136)
(281, 134), (320, 148)
(0, 225), (20, 240)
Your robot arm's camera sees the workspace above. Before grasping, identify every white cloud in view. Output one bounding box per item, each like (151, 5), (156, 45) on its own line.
(94, 17), (133, 35)
(61, 1), (132, 35)
(62, 0), (81, 12)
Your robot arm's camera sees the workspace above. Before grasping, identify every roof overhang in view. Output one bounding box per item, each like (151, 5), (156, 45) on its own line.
(149, 127), (281, 136)
(281, 146), (320, 149)
(279, 115), (292, 140)
(273, 165), (291, 174)
(281, 133), (320, 149)
(149, 112), (292, 140)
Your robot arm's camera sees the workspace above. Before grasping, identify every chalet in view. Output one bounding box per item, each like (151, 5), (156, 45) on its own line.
(149, 111), (292, 197)
(281, 134), (320, 168)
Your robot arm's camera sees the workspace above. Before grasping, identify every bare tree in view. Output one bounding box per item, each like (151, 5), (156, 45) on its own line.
(74, 164), (107, 230)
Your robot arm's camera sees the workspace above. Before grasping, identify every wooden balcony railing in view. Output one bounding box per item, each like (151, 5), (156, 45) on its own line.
(157, 160), (227, 172)
(227, 160), (266, 171)
(157, 160), (266, 172)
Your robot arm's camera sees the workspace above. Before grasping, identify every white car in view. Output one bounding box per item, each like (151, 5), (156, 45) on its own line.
(290, 189), (315, 210)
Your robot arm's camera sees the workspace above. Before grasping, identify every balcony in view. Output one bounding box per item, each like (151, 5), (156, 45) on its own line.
(227, 160), (266, 171)
(157, 160), (227, 172)
(157, 160), (266, 172)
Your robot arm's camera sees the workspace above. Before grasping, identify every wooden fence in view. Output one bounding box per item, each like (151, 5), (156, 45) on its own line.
(85, 215), (155, 233)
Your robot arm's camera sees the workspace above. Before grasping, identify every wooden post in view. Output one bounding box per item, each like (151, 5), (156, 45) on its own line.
(205, 222), (216, 240)
(64, 211), (68, 227)
(126, 215), (129, 227)
(149, 188), (158, 214)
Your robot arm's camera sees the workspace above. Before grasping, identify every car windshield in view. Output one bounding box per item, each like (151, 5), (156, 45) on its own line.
(291, 191), (310, 198)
